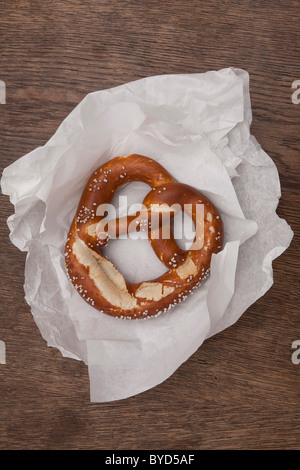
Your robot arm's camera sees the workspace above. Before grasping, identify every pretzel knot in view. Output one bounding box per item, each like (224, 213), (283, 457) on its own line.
(65, 154), (223, 319)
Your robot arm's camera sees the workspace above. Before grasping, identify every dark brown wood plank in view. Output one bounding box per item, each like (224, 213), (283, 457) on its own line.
(0, 0), (299, 450)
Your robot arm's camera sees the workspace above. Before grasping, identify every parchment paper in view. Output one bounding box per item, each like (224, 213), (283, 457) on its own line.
(1, 68), (293, 402)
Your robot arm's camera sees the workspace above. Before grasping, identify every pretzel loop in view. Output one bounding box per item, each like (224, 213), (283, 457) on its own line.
(65, 154), (223, 319)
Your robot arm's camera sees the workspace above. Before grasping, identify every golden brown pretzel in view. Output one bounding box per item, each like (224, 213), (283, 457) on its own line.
(64, 154), (223, 319)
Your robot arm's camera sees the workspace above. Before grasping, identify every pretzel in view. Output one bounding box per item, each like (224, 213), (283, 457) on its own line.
(64, 154), (223, 319)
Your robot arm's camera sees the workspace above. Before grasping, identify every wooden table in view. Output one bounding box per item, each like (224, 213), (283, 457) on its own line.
(0, 0), (299, 450)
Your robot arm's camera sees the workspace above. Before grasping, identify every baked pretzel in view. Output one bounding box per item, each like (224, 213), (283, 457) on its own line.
(64, 154), (223, 319)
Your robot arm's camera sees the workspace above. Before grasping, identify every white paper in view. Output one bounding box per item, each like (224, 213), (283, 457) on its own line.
(1, 68), (293, 402)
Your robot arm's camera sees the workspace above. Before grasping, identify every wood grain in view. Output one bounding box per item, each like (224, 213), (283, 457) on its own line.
(0, 0), (299, 450)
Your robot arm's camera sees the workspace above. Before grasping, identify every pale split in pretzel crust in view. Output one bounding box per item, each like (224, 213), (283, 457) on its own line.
(64, 154), (224, 319)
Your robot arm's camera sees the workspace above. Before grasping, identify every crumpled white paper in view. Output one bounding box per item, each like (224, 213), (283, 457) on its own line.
(1, 68), (293, 402)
